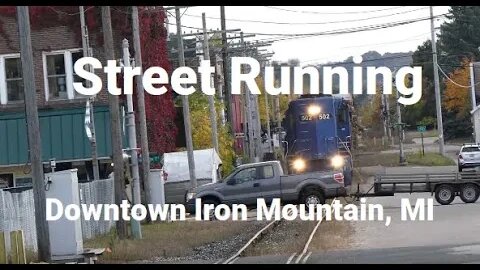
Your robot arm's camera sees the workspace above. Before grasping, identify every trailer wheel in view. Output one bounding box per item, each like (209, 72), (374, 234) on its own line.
(435, 184), (455, 205)
(459, 184), (480, 203)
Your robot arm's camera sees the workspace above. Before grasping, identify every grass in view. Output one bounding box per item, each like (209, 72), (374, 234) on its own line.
(446, 137), (473, 145)
(405, 129), (439, 140)
(354, 152), (455, 167)
(356, 138), (394, 153)
(406, 152), (455, 166)
(84, 221), (251, 263)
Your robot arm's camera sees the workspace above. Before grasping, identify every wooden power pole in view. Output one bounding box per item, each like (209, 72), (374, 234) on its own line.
(220, 6), (234, 129)
(17, 6), (51, 262)
(202, 13), (219, 154)
(131, 6), (152, 208)
(101, 6), (127, 238)
(175, 7), (197, 188)
(79, 6), (100, 181)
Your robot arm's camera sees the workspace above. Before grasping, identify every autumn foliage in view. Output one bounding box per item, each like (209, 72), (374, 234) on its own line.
(188, 92), (236, 175)
(443, 59), (472, 119)
(0, 6), (178, 155)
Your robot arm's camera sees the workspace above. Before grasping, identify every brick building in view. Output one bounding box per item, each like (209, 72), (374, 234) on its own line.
(0, 13), (127, 188)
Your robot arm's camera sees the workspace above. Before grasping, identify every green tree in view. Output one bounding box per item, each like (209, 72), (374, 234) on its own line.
(188, 92), (236, 176)
(402, 40), (437, 128)
(438, 6), (480, 71)
(358, 92), (384, 137)
(436, 6), (480, 139)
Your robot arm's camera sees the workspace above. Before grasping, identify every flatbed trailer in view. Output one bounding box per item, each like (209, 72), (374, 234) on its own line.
(352, 172), (480, 205)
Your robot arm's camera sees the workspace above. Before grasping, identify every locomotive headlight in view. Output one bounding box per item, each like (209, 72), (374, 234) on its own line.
(331, 155), (345, 169)
(292, 158), (306, 171)
(307, 105), (321, 116)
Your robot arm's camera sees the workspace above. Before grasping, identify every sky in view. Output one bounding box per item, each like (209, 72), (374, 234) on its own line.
(165, 6), (451, 65)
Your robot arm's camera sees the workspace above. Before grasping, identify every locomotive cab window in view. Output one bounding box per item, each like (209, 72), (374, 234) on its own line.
(337, 106), (348, 124)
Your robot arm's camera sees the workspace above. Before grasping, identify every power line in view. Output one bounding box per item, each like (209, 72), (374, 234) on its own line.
(263, 6), (405, 15)
(47, 6), (95, 16)
(181, 7), (428, 26)
(240, 13), (449, 37)
(165, 12), (450, 44)
(301, 32), (433, 64)
(437, 63), (480, 88)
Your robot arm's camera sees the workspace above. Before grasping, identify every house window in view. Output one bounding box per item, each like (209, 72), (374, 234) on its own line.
(0, 54), (24, 105)
(43, 49), (87, 101)
(0, 173), (14, 188)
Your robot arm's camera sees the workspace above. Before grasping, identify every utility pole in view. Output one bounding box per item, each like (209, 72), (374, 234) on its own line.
(79, 6), (100, 181)
(470, 62), (477, 142)
(122, 39), (142, 239)
(215, 53), (226, 125)
(252, 73), (263, 162)
(220, 6), (234, 129)
(241, 32), (255, 162)
(430, 6), (445, 156)
(202, 13), (219, 154)
(470, 63), (477, 110)
(396, 89), (406, 165)
(261, 60), (273, 153)
(102, 6), (127, 238)
(176, 7), (197, 188)
(385, 94), (394, 146)
(131, 6), (151, 207)
(381, 94), (388, 139)
(17, 6), (51, 262)
(381, 94), (393, 145)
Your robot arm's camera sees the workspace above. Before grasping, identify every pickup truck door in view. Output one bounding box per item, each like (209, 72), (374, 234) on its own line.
(221, 167), (262, 206)
(257, 165), (282, 203)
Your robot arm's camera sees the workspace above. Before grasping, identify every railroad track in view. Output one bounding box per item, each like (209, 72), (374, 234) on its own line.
(218, 198), (338, 264)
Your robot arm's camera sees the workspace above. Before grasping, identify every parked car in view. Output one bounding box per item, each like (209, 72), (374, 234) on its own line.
(185, 160), (345, 215)
(458, 144), (480, 172)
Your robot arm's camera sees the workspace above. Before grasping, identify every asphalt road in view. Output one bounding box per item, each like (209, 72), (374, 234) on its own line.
(350, 166), (480, 250)
(226, 165), (480, 264)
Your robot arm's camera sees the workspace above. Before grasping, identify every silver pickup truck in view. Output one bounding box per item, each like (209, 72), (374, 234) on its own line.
(185, 160), (346, 214)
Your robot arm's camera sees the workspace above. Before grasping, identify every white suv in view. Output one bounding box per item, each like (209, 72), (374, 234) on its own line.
(458, 144), (480, 172)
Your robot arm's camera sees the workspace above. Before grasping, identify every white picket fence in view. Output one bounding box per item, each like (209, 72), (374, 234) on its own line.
(0, 178), (115, 252)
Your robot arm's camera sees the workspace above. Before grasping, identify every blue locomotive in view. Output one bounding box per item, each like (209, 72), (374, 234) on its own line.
(282, 94), (354, 187)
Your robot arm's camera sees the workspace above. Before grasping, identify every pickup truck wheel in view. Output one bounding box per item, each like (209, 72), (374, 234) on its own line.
(301, 188), (325, 208)
(460, 184), (480, 203)
(435, 184), (455, 205)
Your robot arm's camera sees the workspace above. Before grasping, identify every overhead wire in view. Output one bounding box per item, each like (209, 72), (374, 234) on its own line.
(437, 63), (480, 88)
(180, 6), (428, 26)
(46, 6), (95, 16)
(262, 6), (405, 15)
(164, 12), (450, 42)
(122, 6), (467, 72)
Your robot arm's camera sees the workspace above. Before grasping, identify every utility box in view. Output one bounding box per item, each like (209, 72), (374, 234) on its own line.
(45, 169), (83, 257)
(149, 169), (166, 206)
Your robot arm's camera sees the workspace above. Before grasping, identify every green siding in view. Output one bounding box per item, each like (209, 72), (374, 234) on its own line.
(0, 105), (117, 165)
